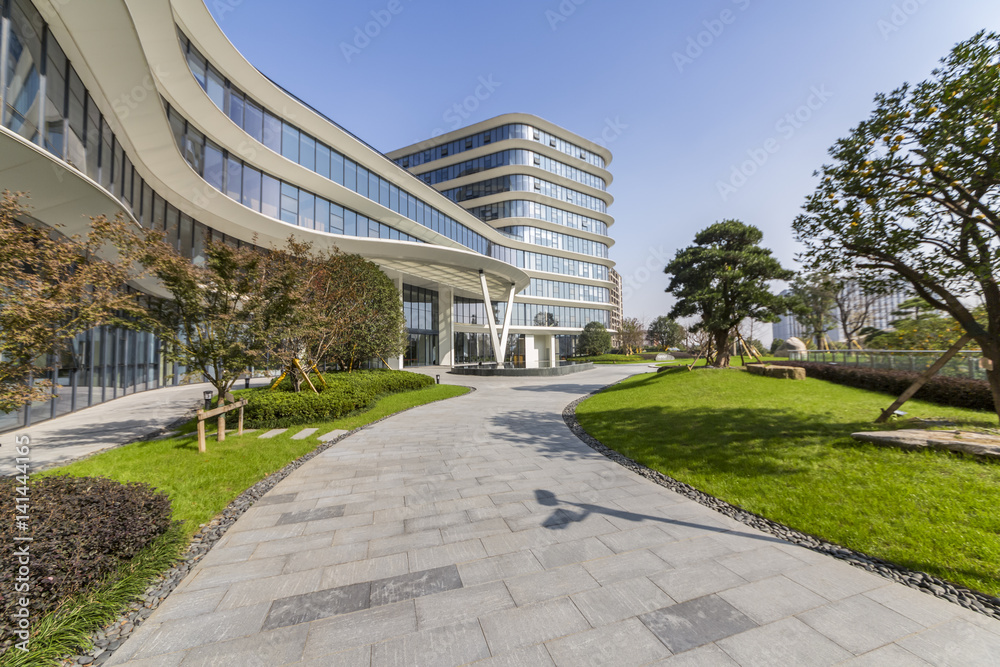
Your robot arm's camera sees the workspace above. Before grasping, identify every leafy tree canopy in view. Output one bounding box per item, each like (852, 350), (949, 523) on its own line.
(665, 219), (794, 367)
(647, 316), (686, 349)
(578, 321), (612, 357)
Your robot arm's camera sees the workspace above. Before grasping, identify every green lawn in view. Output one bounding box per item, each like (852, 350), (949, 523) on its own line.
(47, 384), (469, 536)
(576, 367), (1000, 597)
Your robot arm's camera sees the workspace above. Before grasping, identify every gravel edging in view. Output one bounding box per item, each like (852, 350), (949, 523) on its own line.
(562, 387), (1000, 623)
(61, 385), (475, 667)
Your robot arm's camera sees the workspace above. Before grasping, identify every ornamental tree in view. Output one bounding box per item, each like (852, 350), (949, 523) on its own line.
(578, 321), (612, 356)
(665, 220), (794, 367)
(647, 316), (686, 350)
(0, 192), (153, 414)
(787, 271), (838, 349)
(617, 317), (646, 355)
(792, 31), (1000, 417)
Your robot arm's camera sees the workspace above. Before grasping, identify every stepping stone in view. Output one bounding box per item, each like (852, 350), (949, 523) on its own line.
(319, 429), (349, 442)
(150, 430), (181, 440)
(292, 428), (319, 440)
(259, 429), (287, 439)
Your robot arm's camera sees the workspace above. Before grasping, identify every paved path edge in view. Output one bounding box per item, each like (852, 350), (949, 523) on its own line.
(562, 387), (1000, 622)
(58, 385), (477, 667)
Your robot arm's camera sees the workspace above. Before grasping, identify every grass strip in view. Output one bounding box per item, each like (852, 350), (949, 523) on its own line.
(576, 368), (1000, 596)
(0, 526), (185, 667)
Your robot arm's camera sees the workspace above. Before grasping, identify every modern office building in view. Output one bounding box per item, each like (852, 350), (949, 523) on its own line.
(388, 116), (616, 365)
(0, 0), (618, 432)
(772, 286), (909, 344)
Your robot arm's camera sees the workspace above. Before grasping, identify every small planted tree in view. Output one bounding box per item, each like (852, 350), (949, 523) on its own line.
(618, 317), (646, 355)
(578, 321), (612, 357)
(788, 272), (838, 349)
(0, 192), (153, 413)
(793, 31), (1000, 417)
(665, 220), (794, 367)
(647, 316), (686, 350)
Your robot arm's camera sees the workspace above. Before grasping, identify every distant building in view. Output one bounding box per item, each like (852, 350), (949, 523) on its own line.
(609, 268), (624, 334)
(772, 286), (908, 344)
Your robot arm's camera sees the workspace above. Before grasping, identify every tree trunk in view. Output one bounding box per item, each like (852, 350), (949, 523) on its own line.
(982, 339), (1000, 423)
(712, 330), (731, 368)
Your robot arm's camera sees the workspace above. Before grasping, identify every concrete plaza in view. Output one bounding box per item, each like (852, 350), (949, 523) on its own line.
(25, 365), (1000, 665)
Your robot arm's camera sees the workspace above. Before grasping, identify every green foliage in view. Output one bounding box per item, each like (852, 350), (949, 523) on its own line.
(243, 370), (433, 428)
(577, 321), (612, 356)
(865, 313), (971, 350)
(0, 476), (174, 646)
(576, 369), (999, 596)
(776, 360), (993, 411)
(769, 338), (786, 354)
(788, 272), (838, 347)
(647, 316), (686, 349)
(792, 31), (1000, 414)
(665, 220), (794, 367)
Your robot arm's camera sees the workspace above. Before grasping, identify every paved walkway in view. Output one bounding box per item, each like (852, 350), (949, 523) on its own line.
(0, 379), (272, 472)
(93, 366), (1000, 665)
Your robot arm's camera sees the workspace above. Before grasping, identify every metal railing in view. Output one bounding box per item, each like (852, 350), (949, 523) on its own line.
(788, 349), (988, 381)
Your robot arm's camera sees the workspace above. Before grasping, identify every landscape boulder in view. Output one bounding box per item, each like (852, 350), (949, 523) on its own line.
(746, 364), (806, 380)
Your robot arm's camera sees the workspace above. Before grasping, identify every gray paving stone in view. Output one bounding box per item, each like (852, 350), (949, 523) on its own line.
(639, 595), (757, 654)
(251, 534), (334, 561)
(862, 584), (961, 628)
(262, 581), (371, 630)
(372, 619), (491, 666)
(369, 565), (463, 606)
(545, 617), (671, 666)
(415, 581), (514, 629)
(186, 556), (287, 591)
(217, 568), (323, 611)
(301, 601), (417, 660)
(571, 576), (675, 626)
(649, 561), (748, 603)
(465, 643), (555, 667)
(291, 427), (319, 440)
(458, 551), (544, 586)
(109, 653), (187, 667)
(717, 575), (828, 624)
(715, 617), (853, 666)
(597, 525), (676, 554)
(254, 493), (298, 507)
(131, 603), (270, 659)
(648, 643), (739, 666)
(532, 536), (615, 569)
(286, 645), (371, 667)
(404, 509), (470, 533)
(284, 541), (368, 574)
(480, 597), (591, 654)
(651, 536), (736, 567)
(321, 553), (409, 588)
(275, 504), (346, 526)
(797, 594), (929, 655)
(407, 538), (488, 572)
(838, 643), (933, 666)
(179, 624), (308, 666)
(259, 428), (287, 439)
(784, 560), (890, 602)
(441, 517), (510, 543)
(319, 429), (349, 441)
(368, 527), (443, 557)
(146, 587), (227, 624)
(582, 549), (672, 585)
(504, 563), (600, 606)
(716, 546), (810, 582)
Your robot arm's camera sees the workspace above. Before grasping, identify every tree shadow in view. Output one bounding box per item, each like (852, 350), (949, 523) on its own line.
(534, 489), (782, 545)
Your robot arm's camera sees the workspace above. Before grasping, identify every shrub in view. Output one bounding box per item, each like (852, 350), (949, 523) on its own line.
(0, 476), (174, 645)
(242, 370), (434, 429)
(772, 361), (993, 411)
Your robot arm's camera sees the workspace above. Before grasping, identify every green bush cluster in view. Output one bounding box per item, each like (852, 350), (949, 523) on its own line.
(774, 361), (993, 411)
(0, 476), (174, 647)
(242, 370), (434, 429)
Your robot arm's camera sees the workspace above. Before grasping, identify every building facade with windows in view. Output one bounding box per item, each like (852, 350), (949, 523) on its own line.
(388, 117), (616, 366)
(0, 0), (620, 432)
(772, 286), (909, 345)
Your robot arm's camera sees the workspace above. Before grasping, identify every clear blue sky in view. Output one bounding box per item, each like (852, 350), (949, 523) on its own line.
(208, 0), (1000, 332)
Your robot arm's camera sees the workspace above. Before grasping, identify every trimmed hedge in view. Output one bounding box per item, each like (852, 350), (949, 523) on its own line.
(241, 369), (434, 429)
(772, 361), (994, 412)
(0, 476), (174, 646)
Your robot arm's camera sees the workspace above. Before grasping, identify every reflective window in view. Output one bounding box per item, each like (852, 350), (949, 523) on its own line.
(261, 174), (280, 218)
(44, 33), (67, 156)
(262, 112), (281, 153)
(244, 99), (263, 143)
(281, 123), (299, 162)
(242, 164), (261, 211)
(204, 141), (224, 191)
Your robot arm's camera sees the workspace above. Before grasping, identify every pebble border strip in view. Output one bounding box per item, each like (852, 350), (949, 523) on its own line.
(562, 388), (1000, 623)
(59, 385), (476, 667)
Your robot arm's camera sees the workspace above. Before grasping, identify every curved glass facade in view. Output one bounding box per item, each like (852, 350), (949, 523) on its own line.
(441, 174), (608, 214)
(521, 279), (610, 304)
(416, 149), (605, 191)
(453, 297), (610, 328)
(467, 200), (608, 236)
(393, 122), (607, 170)
(499, 226), (609, 259)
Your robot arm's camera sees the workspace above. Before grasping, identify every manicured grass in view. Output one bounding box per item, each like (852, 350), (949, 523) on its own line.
(573, 354), (651, 364)
(576, 368), (1000, 596)
(46, 384), (469, 536)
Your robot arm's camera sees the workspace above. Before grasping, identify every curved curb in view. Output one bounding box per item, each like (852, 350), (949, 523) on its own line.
(562, 387), (1000, 623)
(60, 384), (475, 667)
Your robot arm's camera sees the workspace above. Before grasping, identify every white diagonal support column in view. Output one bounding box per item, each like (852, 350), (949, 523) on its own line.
(497, 282), (517, 367)
(479, 270), (504, 367)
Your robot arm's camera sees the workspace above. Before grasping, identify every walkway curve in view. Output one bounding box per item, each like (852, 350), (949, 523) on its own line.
(107, 366), (1000, 666)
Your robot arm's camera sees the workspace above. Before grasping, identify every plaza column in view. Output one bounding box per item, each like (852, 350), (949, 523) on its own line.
(438, 285), (454, 367)
(390, 272), (405, 370)
(478, 270), (504, 367)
